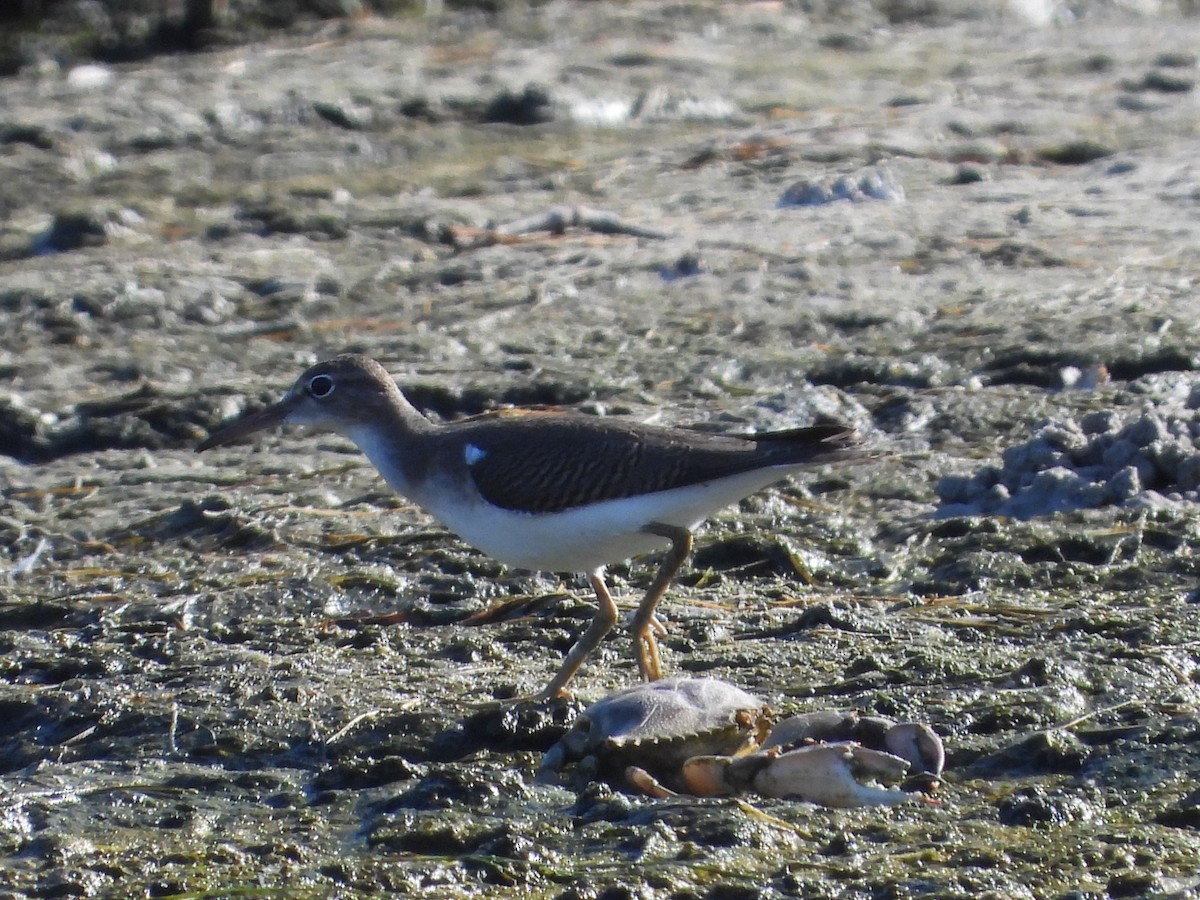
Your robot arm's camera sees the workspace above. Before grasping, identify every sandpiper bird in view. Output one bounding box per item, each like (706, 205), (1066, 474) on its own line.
(196, 355), (860, 698)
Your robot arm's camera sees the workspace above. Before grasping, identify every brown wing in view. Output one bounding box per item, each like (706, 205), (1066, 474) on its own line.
(449, 414), (853, 513)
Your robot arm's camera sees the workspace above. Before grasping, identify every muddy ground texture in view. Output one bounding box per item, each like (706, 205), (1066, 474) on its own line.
(2, 2), (1200, 897)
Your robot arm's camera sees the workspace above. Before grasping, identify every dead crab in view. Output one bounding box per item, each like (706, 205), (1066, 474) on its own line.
(537, 677), (773, 789)
(539, 678), (944, 808)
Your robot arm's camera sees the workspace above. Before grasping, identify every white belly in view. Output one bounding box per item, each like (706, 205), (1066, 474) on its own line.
(414, 465), (800, 573)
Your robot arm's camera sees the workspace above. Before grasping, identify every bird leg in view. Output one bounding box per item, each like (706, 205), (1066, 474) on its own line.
(537, 570), (619, 699)
(630, 523), (693, 682)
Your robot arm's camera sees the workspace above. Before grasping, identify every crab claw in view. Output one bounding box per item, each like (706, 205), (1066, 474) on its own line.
(684, 742), (915, 808)
(884, 723), (945, 777)
(763, 712), (945, 778)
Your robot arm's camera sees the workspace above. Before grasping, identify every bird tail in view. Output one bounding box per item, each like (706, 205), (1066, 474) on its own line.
(751, 423), (876, 466)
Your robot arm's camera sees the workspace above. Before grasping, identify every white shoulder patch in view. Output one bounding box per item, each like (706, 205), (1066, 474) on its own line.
(464, 443), (488, 466)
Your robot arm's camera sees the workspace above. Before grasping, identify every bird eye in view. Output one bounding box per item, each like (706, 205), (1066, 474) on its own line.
(307, 374), (335, 398)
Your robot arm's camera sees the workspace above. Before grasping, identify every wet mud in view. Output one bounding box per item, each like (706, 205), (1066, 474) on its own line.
(2, 2), (1199, 897)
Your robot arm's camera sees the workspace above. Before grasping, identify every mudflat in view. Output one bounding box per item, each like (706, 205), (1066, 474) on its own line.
(2, 3), (1199, 896)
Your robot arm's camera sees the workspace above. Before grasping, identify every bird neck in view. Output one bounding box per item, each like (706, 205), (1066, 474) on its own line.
(342, 387), (435, 497)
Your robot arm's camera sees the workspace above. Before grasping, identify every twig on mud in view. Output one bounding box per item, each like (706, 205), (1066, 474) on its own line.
(326, 709), (383, 746)
(1052, 699), (1137, 733)
(446, 204), (670, 250)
